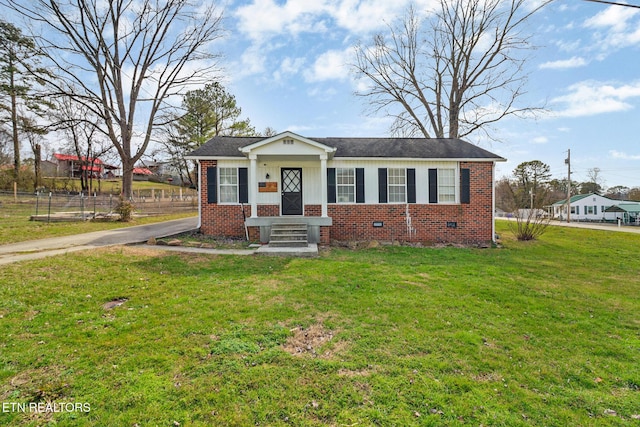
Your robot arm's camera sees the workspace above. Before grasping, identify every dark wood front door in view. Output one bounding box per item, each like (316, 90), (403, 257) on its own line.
(281, 168), (302, 215)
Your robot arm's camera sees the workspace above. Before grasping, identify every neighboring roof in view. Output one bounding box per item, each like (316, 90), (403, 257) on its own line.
(552, 193), (592, 206)
(133, 167), (153, 175)
(604, 203), (640, 213)
(187, 133), (506, 161)
(54, 153), (104, 164)
(552, 193), (615, 206)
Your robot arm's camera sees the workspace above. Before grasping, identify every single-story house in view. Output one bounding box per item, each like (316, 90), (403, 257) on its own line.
(604, 203), (640, 224)
(186, 131), (506, 245)
(551, 193), (616, 221)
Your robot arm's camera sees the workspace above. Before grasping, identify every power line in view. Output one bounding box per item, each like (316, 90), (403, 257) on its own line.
(582, 0), (640, 9)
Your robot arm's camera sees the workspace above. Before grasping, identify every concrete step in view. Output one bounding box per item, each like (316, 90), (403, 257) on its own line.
(269, 234), (307, 240)
(268, 240), (309, 248)
(270, 229), (308, 235)
(269, 223), (308, 247)
(271, 225), (308, 231)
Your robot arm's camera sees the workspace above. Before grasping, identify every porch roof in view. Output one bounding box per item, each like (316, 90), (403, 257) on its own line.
(604, 203), (640, 213)
(187, 132), (506, 161)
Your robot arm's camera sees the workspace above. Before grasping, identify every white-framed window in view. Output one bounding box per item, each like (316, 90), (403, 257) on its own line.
(438, 169), (456, 203)
(219, 167), (238, 203)
(336, 168), (355, 203)
(388, 168), (406, 203)
(585, 206), (595, 215)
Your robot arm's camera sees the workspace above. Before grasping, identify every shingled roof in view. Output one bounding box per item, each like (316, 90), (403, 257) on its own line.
(187, 135), (505, 161)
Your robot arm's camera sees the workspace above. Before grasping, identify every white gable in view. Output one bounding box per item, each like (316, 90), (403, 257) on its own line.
(239, 131), (336, 158)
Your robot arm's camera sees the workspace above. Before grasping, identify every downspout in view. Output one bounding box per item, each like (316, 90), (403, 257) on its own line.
(492, 162), (496, 243)
(196, 160), (202, 229)
(241, 203), (249, 240)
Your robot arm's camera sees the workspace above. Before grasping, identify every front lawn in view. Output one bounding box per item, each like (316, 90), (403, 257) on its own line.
(0, 222), (638, 426)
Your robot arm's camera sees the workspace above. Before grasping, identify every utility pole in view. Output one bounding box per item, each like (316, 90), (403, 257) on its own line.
(565, 149), (571, 223)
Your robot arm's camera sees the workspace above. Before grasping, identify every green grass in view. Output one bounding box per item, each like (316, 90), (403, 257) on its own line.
(0, 211), (197, 245)
(0, 222), (638, 426)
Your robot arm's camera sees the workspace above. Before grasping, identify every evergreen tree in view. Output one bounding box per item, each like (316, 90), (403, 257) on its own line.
(0, 20), (52, 181)
(164, 83), (256, 187)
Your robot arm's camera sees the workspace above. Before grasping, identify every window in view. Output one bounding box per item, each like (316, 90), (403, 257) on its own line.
(585, 206), (595, 215)
(219, 168), (238, 203)
(388, 168), (406, 203)
(336, 168), (355, 203)
(438, 169), (456, 203)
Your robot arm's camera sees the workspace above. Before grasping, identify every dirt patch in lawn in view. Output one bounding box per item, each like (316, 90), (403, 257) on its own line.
(1, 365), (70, 405)
(102, 298), (128, 310)
(282, 323), (341, 358)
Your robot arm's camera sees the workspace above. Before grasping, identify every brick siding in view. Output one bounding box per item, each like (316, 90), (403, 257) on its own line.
(199, 161), (494, 244)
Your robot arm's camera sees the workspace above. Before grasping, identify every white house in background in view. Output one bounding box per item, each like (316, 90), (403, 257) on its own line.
(552, 193), (617, 221)
(604, 203), (640, 224)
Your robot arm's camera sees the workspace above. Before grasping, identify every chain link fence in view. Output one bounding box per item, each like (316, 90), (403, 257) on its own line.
(0, 189), (198, 222)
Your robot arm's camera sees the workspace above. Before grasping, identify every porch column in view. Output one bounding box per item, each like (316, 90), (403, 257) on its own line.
(249, 155), (258, 218)
(320, 155), (328, 217)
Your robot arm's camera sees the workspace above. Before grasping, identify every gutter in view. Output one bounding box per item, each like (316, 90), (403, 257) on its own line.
(196, 160), (202, 229)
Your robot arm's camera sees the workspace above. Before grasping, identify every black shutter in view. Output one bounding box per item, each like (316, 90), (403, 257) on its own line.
(238, 167), (248, 203)
(428, 168), (438, 204)
(206, 166), (217, 204)
(461, 168), (470, 204)
(356, 168), (365, 203)
(378, 168), (387, 203)
(407, 168), (416, 204)
(327, 168), (336, 203)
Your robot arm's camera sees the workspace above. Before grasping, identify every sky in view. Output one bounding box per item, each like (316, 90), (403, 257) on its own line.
(216, 0), (640, 190)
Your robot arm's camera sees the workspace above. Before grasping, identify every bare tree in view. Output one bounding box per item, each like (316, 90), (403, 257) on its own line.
(353, 0), (549, 139)
(4, 0), (224, 198)
(261, 127), (278, 137)
(582, 167), (604, 194)
(53, 96), (113, 194)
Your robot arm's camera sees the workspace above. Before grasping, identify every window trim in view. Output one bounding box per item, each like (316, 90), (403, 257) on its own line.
(336, 168), (356, 204)
(387, 167), (407, 204)
(218, 167), (239, 204)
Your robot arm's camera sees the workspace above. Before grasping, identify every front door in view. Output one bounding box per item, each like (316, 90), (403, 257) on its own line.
(281, 168), (303, 215)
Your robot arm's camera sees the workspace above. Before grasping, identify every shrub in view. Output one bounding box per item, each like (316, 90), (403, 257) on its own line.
(114, 197), (135, 222)
(508, 209), (550, 241)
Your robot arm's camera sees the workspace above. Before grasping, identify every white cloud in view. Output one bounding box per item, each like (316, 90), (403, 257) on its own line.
(532, 136), (548, 144)
(273, 57), (306, 81)
(234, 0), (440, 43)
(584, 5), (638, 32)
(234, 0), (330, 41)
(239, 45), (268, 76)
(539, 56), (587, 70)
(609, 150), (640, 160)
(583, 5), (640, 51)
(330, 0), (424, 34)
(307, 86), (338, 100)
(303, 49), (351, 82)
(550, 80), (640, 117)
